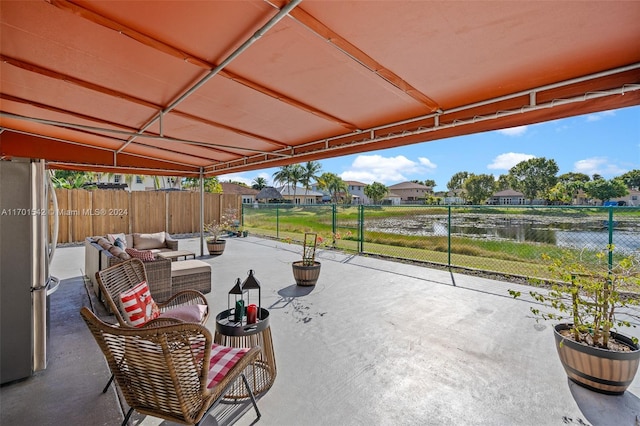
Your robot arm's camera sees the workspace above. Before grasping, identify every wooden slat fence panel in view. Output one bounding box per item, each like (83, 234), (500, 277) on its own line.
(168, 191), (195, 234)
(91, 189), (130, 236)
(51, 189), (240, 243)
(130, 191), (167, 234)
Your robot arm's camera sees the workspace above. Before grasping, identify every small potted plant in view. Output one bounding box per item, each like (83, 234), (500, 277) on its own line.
(292, 232), (321, 286)
(204, 220), (228, 255)
(509, 244), (640, 394)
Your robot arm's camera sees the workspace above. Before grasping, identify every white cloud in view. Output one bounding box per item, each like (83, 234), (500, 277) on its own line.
(574, 157), (627, 177)
(340, 154), (436, 184)
(586, 110), (616, 122)
(418, 157), (437, 169)
(487, 152), (536, 170)
(496, 125), (528, 136)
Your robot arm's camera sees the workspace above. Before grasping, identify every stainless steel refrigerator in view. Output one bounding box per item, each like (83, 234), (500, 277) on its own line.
(0, 158), (59, 384)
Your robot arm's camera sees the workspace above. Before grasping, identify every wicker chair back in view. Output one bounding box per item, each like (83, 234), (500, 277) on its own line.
(80, 307), (261, 425)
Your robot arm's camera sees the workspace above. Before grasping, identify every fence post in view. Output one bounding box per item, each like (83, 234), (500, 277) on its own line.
(608, 206), (614, 270)
(332, 204), (337, 245)
(358, 204), (364, 253)
(448, 205), (452, 267)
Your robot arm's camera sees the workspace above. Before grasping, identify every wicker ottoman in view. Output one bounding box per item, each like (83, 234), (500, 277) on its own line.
(170, 260), (211, 295)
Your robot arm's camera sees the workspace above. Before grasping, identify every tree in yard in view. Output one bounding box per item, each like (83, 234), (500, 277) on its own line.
(546, 182), (573, 205)
(495, 174), (511, 191)
(51, 170), (94, 188)
(300, 161), (322, 202)
(364, 181), (388, 204)
(182, 176), (221, 192)
(252, 177), (268, 190)
(619, 169), (640, 190)
(411, 179), (436, 189)
(556, 172), (590, 204)
(317, 172), (349, 203)
(463, 174), (495, 205)
(584, 178), (628, 203)
(508, 157), (558, 204)
(447, 171), (469, 201)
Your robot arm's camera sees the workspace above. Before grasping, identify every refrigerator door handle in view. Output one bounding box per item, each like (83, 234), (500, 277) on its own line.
(47, 276), (60, 296)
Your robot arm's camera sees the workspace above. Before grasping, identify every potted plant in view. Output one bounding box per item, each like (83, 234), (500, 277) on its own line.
(509, 244), (640, 394)
(204, 220), (227, 255)
(292, 233), (321, 286)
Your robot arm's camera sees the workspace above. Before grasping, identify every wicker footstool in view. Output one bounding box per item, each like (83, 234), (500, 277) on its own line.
(170, 260), (211, 295)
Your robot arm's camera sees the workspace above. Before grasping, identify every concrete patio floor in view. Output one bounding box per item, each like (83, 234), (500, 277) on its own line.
(2, 235), (640, 426)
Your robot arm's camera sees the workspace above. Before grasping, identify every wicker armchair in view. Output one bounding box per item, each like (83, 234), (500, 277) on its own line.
(80, 307), (261, 426)
(107, 256), (172, 302)
(96, 258), (210, 327)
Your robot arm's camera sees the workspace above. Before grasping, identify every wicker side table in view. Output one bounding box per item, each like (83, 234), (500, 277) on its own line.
(214, 308), (276, 398)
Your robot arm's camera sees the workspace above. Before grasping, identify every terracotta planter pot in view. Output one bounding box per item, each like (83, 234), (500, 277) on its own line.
(206, 239), (226, 256)
(292, 261), (321, 286)
(554, 323), (640, 395)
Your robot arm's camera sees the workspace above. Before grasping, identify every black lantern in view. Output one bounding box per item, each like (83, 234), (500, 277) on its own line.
(228, 277), (246, 323)
(242, 269), (261, 319)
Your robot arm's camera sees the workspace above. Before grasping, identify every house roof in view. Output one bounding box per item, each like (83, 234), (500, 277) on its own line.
(1, 1), (639, 176)
(220, 182), (258, 196)
(255, 186), (283, 200)
(344, 181), (367, 187)
(277, 185), (324, 197)
(388, 181), (431, 190)
(492, 189), (525, 197)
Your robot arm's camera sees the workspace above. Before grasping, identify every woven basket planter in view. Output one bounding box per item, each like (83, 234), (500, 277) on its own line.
(292, 261), (321, 286)
(554, 323), (640, 395)
(206, 239), (226, 256)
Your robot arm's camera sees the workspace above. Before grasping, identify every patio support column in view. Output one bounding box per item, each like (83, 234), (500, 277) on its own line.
(199, 168), (204, 257)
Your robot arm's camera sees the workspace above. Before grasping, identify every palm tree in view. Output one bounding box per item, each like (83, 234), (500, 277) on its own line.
(273, 164), (304, 203)
(300, 161), (322, 203)
(252, 177), (268, 190)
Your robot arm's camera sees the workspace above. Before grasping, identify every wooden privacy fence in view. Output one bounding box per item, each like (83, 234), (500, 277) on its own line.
(53, 189), (241, 244)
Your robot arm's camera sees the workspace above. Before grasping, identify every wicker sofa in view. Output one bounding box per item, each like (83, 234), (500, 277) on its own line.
(85, 232), (211, 302)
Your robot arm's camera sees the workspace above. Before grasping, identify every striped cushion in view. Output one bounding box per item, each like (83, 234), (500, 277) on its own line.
(118, 281), (160, 327)
(207, 344), (250, 388)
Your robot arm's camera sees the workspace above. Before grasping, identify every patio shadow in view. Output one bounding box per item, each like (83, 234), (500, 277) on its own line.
(569, 379), (640, 425)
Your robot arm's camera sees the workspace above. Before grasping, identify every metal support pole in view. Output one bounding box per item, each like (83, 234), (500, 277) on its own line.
(276, 205), (279, 240)
(199, 168), (204, 257)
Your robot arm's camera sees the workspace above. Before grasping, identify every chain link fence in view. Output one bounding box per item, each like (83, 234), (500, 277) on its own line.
(242, 204), (640, 281)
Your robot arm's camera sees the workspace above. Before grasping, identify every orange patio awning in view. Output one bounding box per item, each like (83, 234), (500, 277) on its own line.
(1, 0), (639, 176)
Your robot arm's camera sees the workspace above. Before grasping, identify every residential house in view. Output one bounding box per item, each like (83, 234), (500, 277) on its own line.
(488, 189), (526, 205)
(278, 185), (324, 204)
(610, 189), (640, 206)
(387, 181), (432, 204)
(344, 181), (370, 204)
(221, 182), (259, 204)
(442, 191), (465, 205)
(383, 192), (402, 205)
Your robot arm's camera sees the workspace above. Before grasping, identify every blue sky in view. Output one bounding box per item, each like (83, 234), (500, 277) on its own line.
(220, 105), (640, 192)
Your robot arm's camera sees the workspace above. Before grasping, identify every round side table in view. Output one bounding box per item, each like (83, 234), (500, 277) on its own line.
(214, 308), (276, 398)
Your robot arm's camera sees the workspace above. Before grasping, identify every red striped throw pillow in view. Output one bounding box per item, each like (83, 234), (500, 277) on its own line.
(118, 281), (160, 327)
(207, 344), (250, 388)
(125, 248), (155, 262)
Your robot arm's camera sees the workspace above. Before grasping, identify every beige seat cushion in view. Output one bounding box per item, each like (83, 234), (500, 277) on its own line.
(134, 232), (166, 250)
(170, 260), (211, 277)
